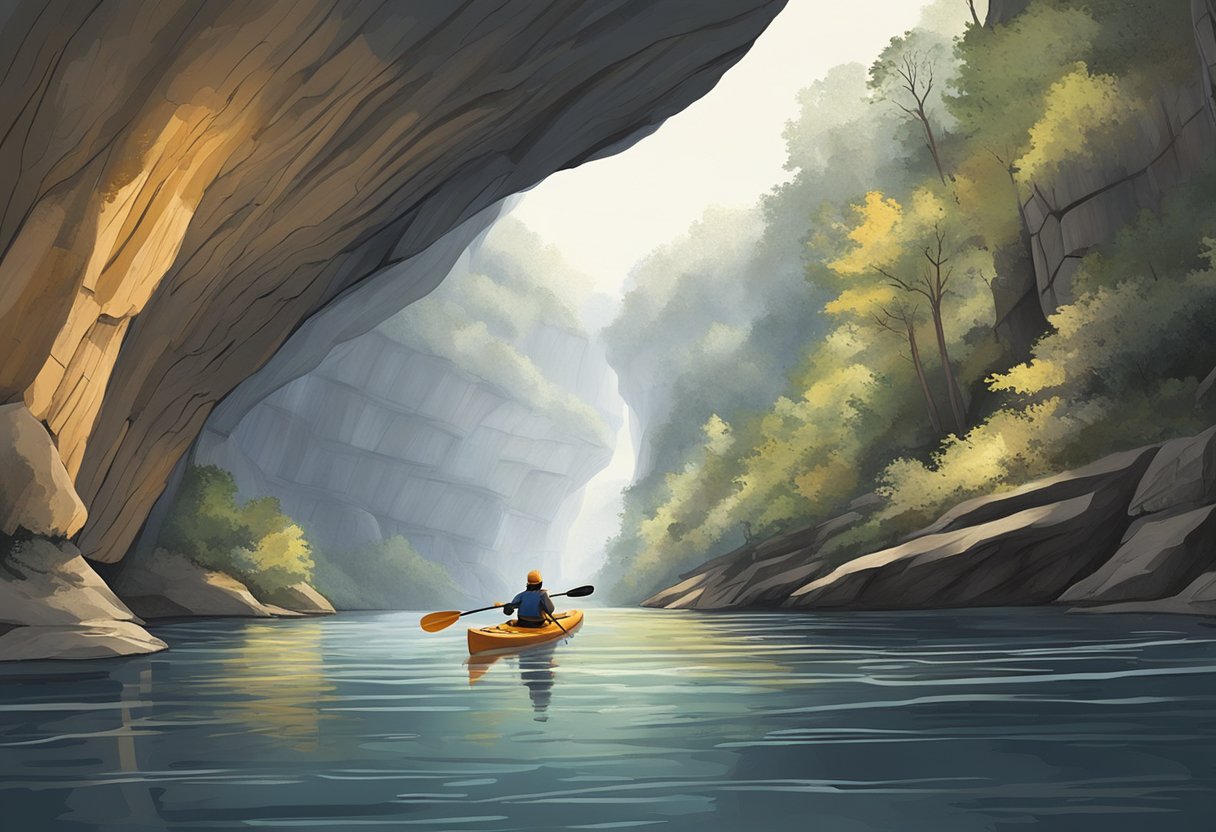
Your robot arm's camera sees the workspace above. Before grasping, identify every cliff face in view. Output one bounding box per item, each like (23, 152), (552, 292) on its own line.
(0, 0), (785, 659)
(992, 0), (1216, 350)
(0, 0), (783, 566)
(192, 220), (620, 600)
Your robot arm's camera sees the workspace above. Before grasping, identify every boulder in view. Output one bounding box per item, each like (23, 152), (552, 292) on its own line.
(1128, 426), (1216, 515)
(0, 537), (165, 661)
(260, 582), (335, 615)
(0, 538), (139, 627)
(109, 550), (276, 619)
(1059, 505), (1216, 603)
(913, 444), (1158, 538)
(0, 403), (87, 538)
(787, 489), (1133, 611)
(0, 621), (166, 662)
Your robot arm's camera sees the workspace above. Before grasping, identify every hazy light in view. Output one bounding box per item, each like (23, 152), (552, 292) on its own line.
(511, 0), (939, 297)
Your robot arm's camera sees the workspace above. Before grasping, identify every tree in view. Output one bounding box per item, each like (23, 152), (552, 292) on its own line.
(965, 0), (981, 28)
(879, 227), (968, 433)
(872, 300), (944, 435)
(876, 50), (949, 184)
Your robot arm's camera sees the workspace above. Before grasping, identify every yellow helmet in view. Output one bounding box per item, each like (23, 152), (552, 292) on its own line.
(527, 569), (542, 585)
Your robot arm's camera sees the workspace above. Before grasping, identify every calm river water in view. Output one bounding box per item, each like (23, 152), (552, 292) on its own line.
(1, 607), (1214, 831)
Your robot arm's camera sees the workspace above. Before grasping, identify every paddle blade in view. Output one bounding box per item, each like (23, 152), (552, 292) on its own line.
(420, 610), (461, 632)
(565, 584), (595, 598)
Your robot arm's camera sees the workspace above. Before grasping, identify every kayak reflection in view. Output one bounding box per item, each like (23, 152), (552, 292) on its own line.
(465, 641), (562, 721)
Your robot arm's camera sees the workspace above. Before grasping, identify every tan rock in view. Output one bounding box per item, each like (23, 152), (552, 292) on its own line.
(0, 536), (164, 661)
(914, 444), (1158, 539)
(260, 582), (336, 615)
(109, 549), (275, 619)
(0, 621), (166, 662)
(0, 403), (87, 538)
(0, 538), (137, 627)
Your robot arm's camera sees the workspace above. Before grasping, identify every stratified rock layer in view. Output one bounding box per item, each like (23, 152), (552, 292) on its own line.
(645, 425), (1216, 617)
(0, 0), (785, 569)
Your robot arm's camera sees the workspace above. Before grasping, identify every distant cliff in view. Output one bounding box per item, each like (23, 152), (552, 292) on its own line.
(193, 219), (620, 600)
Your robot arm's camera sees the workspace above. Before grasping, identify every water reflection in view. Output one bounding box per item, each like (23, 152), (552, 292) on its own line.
(466, 641), (561, 720)
(216, 620), (331, 750)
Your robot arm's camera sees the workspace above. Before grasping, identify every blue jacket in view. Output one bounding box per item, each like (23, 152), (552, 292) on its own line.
(512, 588), (555, 621)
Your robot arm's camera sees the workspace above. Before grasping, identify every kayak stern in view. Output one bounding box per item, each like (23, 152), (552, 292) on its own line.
(466, 609), (584, 654)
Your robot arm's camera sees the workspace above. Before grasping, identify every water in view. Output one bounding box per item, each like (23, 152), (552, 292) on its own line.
(2, 607), (1215, 831)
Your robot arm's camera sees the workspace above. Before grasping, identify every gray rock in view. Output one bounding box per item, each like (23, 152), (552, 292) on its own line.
(642, 500), (878, 610)
(0, 404), (87, 538)
(915, 444), (1158, 538)
(1128, 426), (1216, 515)
(1073, 568), (1216, 616)
(787, 489), (1133, 611)
(109, 550), (275, 619)
(1059, 505), (1216, 603)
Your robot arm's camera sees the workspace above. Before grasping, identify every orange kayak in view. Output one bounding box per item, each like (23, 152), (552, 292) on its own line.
(466, 610), (584, 655)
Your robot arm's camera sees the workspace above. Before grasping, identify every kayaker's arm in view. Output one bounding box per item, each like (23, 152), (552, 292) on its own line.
(541, 591), (555, 615)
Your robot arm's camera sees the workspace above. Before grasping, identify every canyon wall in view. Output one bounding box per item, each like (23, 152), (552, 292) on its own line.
(193, 219), (620, 600)
(0, 0), (785, 658)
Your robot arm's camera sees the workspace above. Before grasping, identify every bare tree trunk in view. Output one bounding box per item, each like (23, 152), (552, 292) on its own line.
(930, 301), (967, 434)
(917, 107), (948, 185)
(966, 0), (981, 27)
(906, 318), (944, 435)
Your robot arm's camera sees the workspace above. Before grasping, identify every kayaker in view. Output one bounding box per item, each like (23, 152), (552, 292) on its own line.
(504, 570), (555, 628)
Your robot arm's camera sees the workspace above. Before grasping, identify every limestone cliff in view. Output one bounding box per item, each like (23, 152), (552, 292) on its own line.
(0, 0), (785, 658)
(192, 219), (620, 601)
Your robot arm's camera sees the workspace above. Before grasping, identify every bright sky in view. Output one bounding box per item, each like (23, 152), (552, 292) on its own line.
(510, 0), (940, 296)
(541, 1), (954, 570)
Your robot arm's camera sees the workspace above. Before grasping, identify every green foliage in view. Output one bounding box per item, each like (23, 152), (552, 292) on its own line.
(160, 466), (312, 595)
(602, 0), (1216, 603)
(312, 536), (461, 610)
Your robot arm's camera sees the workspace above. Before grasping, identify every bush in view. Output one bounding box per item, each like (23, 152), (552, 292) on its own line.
(312, 536), (461, 610)
(160, 465), (312, 595)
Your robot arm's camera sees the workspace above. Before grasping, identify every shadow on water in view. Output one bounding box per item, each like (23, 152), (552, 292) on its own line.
(466, 641), (564, 721)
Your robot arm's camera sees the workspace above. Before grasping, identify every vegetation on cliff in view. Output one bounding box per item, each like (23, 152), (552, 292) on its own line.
(603, 0), (1216, 601)
(160, 466), (314, 598)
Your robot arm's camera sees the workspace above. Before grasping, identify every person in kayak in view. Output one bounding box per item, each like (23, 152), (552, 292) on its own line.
(504, 569), (555, 628)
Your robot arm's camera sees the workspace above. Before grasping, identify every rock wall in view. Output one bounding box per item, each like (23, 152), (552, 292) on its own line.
(0, 0), (784, 568)
(196, 313), (619, 600)
(646, 426), (1216, 617)
(991, 1), (1216, 336)
(0, 0), (785, 657)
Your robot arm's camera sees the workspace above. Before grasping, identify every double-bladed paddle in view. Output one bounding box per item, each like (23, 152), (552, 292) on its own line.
(419, 584), (594, 633)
